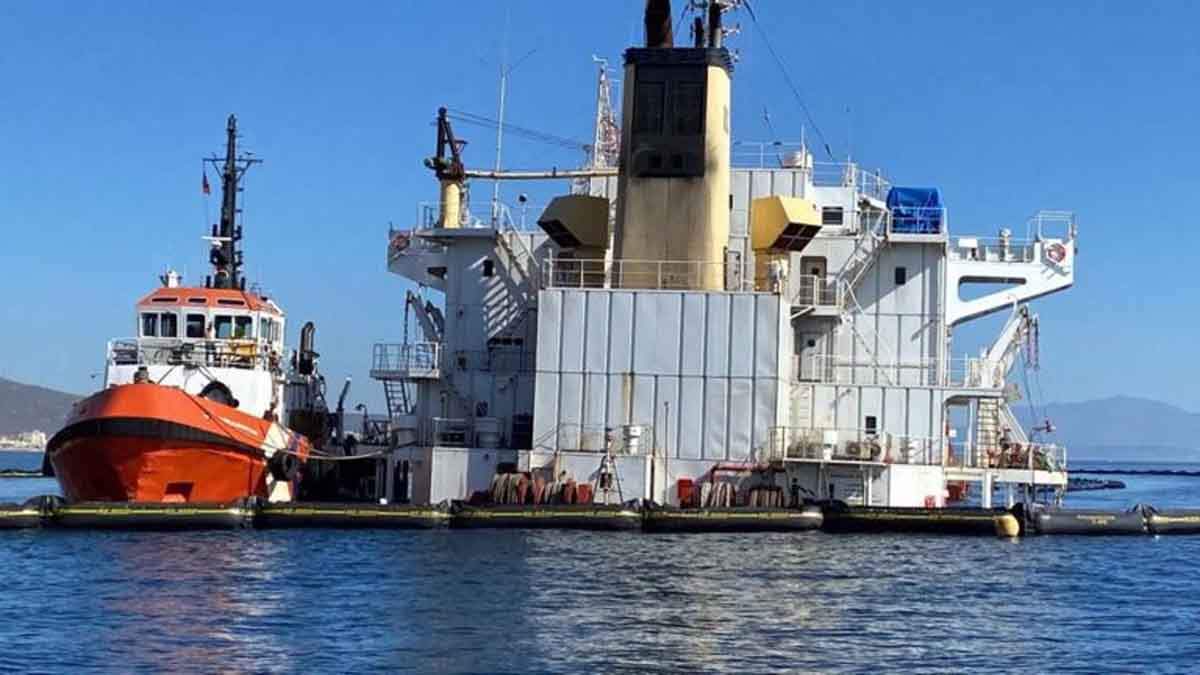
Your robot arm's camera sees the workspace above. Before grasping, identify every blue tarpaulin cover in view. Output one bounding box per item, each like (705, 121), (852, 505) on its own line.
(886, 187), (943, 234)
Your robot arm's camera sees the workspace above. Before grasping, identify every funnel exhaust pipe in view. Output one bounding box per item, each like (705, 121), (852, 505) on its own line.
(644, 0), (673, 48)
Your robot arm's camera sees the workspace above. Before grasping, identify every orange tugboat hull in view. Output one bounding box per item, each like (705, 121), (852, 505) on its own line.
(48, 383), (310, 503)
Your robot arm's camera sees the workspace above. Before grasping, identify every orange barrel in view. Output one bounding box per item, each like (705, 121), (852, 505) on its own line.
(563, 481), (577, 504)
(576, 483), (594, 504)
(677, 478), (695, 507)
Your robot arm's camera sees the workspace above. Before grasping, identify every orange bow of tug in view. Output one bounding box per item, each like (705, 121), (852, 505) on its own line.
(49, 383), (310, 503)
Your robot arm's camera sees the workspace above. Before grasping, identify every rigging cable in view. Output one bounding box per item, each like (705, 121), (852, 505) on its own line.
(446, 109), (589, 154)
(742, 0), (836, 160)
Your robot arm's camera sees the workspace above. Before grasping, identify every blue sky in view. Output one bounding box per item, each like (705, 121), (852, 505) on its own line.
(2, 1), (1198, 413)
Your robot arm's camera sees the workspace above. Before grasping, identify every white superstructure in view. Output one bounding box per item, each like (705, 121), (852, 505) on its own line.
(373, 2), (1075, 509)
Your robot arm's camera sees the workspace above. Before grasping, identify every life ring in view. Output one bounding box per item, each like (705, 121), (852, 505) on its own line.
(1045, 242), (1068, 264)
(389, 231), (411, 256)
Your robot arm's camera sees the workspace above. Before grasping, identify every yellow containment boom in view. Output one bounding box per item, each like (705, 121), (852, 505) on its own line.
(751, 196), (823, 252)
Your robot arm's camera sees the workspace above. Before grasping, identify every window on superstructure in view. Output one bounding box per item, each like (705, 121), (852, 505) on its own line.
(234, 316), (253, 339)
(160, 313), (178, 338)
(141, 313), (158, 337)
(214, 315), (234, 339)
(895, 267), (907, 286)
(822, 207), (844, 226)
(260, 318), (269, 342)
(482, 259), (495, 278)
(185, 314), (206, 339)
(865, 416), (878, 436)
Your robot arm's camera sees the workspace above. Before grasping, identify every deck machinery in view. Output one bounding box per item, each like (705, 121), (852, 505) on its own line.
(371, 0), (1077, 509)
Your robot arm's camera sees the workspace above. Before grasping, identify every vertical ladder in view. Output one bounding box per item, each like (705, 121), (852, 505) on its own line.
(382, 380), (412, 417)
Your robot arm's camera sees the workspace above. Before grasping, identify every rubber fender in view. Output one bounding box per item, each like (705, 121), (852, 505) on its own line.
(268, 451), (299, 482)
(199, 381), (239, 408)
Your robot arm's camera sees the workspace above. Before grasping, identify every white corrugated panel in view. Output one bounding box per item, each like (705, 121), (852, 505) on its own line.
(608, 373), (633, 426)
(751, 170), (771, 201)
(654, 375), (680, 453)
(582, 373), (608, 450)
(559, 373), (584, 449)
(730, 295), (755, 377)
(681, 294), (706, 376)
(633, 375), (657, 428)
(532, 289), (788, 461)
(754, 294), (778, 377)
(608, 292), (634, 372)
(677, 377), (704, 458)
(704, 294), (730, 376)
(654, 293), (683, 375)
(561, 291), (586, 372)
(532, 372), (560, 451)
(704, 379), (728, 459)
(632, 293), (657, 374)
(728, 377), (754, 459)
(584, 292), (610, 372)
(536, 291), (562, 372)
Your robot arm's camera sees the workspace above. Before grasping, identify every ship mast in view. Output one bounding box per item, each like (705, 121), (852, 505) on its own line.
(205, 114), (261, 290)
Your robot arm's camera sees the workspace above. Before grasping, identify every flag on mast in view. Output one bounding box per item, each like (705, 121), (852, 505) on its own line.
(202, 171), (211, 196)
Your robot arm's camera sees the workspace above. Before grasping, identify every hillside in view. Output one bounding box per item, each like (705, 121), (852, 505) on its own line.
(1015, 396), (1200, 462)
(0, 377), (80, 436)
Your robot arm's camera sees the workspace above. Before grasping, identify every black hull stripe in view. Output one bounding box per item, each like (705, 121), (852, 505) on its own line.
(48, 417), (260, 456)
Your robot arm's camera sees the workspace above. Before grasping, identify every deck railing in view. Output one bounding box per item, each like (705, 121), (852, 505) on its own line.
(543, 258), (748, 292)
(793, 354), (1008, 390)
(370, 342), (441, 378)
(729, 143), (891, 200)
(107, 338), (271, 371)
(766, 427), (941, 466)
(768, 426), (1068, 472)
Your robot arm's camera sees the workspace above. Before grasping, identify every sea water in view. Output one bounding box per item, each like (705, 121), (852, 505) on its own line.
(2, 451), (1199, 673)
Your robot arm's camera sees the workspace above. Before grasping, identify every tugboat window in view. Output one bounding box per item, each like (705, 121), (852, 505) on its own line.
(260, 318), (270, 341)
(186, 314), (206, 339)
(141, 313), (158, 337)
(234, 316), (253, 339)
(215, 315), (234, 339)
(160, 313), (178, 338)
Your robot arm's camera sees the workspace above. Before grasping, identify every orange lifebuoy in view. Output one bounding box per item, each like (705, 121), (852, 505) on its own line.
(389, 231), (411, 256)
(1046, 242), (1067, 264)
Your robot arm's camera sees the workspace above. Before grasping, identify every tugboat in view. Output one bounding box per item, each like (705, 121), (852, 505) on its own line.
(47, 115), (314, 503)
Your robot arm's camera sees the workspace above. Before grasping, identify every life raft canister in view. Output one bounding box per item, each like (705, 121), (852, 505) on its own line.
(1045, 242), (1068, 264)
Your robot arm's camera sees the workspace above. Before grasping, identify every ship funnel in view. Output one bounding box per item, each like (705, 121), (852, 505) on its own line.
(614, 1), (734, 290)
(644, 0), (673, 48)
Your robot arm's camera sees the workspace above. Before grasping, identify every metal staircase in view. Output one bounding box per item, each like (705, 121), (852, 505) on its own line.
(382, 380), (412, 417)
(491, 206), (540, 346)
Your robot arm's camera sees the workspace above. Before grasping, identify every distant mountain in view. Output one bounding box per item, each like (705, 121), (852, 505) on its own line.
(1015, 396), (1200, 462)
(0, 377), (80, 436)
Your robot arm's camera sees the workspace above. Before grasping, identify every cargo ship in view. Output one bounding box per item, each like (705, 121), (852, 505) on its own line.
(47, 115), (321, 503)
(372, 0), (1076, 512)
